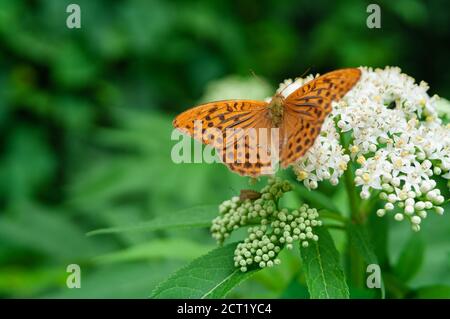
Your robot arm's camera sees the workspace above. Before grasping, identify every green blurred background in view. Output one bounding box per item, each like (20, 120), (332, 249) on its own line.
(0, 0), (449, 298)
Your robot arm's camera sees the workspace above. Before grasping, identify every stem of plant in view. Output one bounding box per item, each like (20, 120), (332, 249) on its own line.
(342, 153), (365, 289)
(344, 165), (360, 222)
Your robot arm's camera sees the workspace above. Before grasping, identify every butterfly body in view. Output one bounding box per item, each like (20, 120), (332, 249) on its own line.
(268, 94), (284, 127)
(268, 94), (285, 127)
(173, 68), (361, 177)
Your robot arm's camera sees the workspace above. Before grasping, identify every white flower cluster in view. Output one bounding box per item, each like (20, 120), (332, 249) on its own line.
(286, 67), (449, 230)
(292, 118), (350, 188)
(211, 178), (321, 272)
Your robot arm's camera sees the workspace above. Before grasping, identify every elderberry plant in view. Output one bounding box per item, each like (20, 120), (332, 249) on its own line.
(210, 67), (449, 274)
(154, 67), (449, 299)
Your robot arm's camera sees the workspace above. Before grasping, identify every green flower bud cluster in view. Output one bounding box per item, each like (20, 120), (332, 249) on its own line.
(234, 204), (321, 272)
(211, 178), (292, 243)
(210, 178), (322, 272)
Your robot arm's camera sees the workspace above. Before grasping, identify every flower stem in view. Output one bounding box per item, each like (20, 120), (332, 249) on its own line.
(342, 160), (365, 288)
(336, 125), (361, 221)
(348, 242), (365, 288)
(344, 163), (360, 220)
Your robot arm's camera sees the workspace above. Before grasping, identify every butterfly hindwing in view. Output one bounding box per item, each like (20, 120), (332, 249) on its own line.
(173, 100), (274, 177)
(280, 116), (323, 168)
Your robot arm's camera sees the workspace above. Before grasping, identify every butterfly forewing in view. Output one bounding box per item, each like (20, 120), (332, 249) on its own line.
(280, 68), (361, 167)
(284, 68), (361, 123)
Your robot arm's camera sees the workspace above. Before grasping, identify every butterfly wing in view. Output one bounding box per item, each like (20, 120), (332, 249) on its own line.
(280, 68), (361, 167)
(173, 100), (275, 177)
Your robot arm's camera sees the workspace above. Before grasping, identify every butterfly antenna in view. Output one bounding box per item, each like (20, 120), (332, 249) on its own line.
(278, 66), (315, 96)
(300, 66), (313, 78)
(249, 69), (266, 87)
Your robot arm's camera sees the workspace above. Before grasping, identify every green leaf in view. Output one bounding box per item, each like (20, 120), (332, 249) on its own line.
(414, 285), (450, 299)
(300, 227), (349, 299)
(394, 233), (425, 282)
(95, 239), (214, 264)
(88, 205), (218, 236)
(348, 223), (377, 263)
(151, 243), (257, 298)
(348, 222), (385, 299)
(252, 248), (302, 294)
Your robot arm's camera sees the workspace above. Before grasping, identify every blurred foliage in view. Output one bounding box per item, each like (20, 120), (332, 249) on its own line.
(0, 0), (449, 298)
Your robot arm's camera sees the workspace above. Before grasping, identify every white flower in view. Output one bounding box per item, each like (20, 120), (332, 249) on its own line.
(280, 66), (449, 231)
(293, 118), (350, 189)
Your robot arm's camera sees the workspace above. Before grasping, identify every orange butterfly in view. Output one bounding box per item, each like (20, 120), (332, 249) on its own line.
(173, 68), (361, 177)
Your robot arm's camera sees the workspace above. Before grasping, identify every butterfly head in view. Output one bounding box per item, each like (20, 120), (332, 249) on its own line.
(268, 93), (285, 127)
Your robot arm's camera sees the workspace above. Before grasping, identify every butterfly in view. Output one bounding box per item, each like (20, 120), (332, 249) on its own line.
(173, 68), (361, 177)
